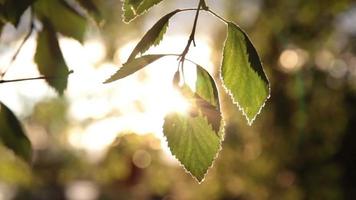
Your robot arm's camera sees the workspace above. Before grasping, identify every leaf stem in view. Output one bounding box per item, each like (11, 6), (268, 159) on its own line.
(0, 70), (74, 84)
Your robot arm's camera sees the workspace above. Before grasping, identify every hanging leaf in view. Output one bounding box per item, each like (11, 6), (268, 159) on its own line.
(127, 10), (178, 61)
(163, 65), (223, 182)
(0, 102), (32, 162)
(221, 22), (270, 125)
(34, 0), (87, 43)
(0, 0), (34, 26)
(76, 0), (103, 25)
(34, 19), (69, 95)
(104, 54), (165, 83)
(122, 0), (164, 23)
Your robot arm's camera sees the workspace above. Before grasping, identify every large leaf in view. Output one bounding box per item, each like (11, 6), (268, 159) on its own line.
(221, 22), (270, 125)
(34, 0), (87, 42)
(122, 0), (164, 23)
(0, 0), (34, 26)
(163, 113), (221, 182)
(35, 19), (69, 94)
(104, 54), (165, 83)
(163, 65), (223, 182)
(127, 10), (178, 61)
(0, 102), (32, 162)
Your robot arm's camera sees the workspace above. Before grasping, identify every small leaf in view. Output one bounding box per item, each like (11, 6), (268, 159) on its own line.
(221, 22), (270, 125)
(34, 19), (69, 94)
(122, 0), (164, 23)
(163, 113), (221, 182)
(163, 65), (223, 182)
(34, 0), (87, 42)
(127, 10), (178, 61)
(76, 0), (103, 25)
(0, 102), (32, 162)
(0, 0), (34, 26)
(104, 54), (165, 83)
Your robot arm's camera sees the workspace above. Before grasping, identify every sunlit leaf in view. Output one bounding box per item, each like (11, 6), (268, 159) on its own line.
(0, 102), (32, 162)
(163, 66), (223, 182)
(221, 22), (270, 125)
(34, 19), (69, 94)
(76, 0), (103, 25)
(122, 0), (164, 23)
(195, 65), (221, 133)
(34, 0), (87, 42)
(127, 10), (178, 61)
(163, 113), (221, 182)
(104, 54), (165, 83)
(0, 0), (34, 26)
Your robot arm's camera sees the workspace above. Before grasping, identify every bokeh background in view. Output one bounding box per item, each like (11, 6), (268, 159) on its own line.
(1, 0), (356, 199)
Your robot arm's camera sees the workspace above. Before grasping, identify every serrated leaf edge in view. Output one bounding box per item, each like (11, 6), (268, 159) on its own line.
(122, 0), (164, 23)
(220, 22), (271, 126)
(163, 109), (225, 183)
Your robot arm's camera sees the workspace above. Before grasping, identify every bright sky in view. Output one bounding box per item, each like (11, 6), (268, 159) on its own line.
(0, 30), (214, 161)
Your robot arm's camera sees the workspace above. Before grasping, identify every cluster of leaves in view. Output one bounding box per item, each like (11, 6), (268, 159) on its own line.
(105, 0), (270, 182)
(0, 0), (101, 163)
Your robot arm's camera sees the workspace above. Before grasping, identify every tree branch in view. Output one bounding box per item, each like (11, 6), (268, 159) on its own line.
(0, 70), (74, 84)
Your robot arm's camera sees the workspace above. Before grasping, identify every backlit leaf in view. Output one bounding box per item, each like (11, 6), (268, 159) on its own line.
(163, 66), (223, 182)
(122, 0), (164, 23)
(221, 22), (270, 125)
(127, 10), (178, 61)
(104, 54), (165, 83)
(34, 0), (87, 42)
(34, 19), (69, 94)
(0, 102), (32, 162)
(163, 113), (222, 182)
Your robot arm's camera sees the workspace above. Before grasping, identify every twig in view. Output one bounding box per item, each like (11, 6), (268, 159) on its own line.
(1, 8), (35, 78)
(0, 70), (74, 84)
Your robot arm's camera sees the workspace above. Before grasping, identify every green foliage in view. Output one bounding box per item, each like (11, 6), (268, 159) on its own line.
(0, 102), (32, 162)
(34, 0), (87, 43)
(34, 19), (69, 95)
(76, 0), (102, 24)
(221, 22), (270, 125)
(127, 10), (178, 61)
(105, 1), (269, 182)
(163, 113), (221, 182)
(0, 0), (34, 26)
(122, 0), (165, 23)
(104, 54), (166, 83)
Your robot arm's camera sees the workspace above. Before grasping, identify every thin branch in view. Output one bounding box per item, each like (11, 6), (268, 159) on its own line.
(207, 9), (228, 24)
(1, 8), (36, 78)
(178, 0), (204, 64)
(0, 70), (74, 84)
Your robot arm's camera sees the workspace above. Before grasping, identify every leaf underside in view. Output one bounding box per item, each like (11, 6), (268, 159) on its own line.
(221, 22), (270, 125)
(104, 54), (165, 83)
(34, 19), (69, 94)
(163, 65), (223, 182)
(0, 102), (32, 162)
(122, 0), (165, 23)
(127, 10), (178, 61)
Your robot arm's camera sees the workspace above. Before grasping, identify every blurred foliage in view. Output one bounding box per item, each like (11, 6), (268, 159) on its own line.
(1, 0), (356, 199)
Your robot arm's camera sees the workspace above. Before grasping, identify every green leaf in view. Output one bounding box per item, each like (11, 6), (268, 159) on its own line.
(104, 54), (165, 83)
(0, 102), (32, 162)
(76, 0), (103, 25)
(163, 113), (221, 182)
(195, 65), (221, 133)
(122, 0), (164, 23)
(163, 65), (223, 182)
(34, 0), (87, 42)
(127, 10), (178, 61)
(221, 22), (270, 125)
(0, 0), (34, 26)
(34, 19), (69, 95)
